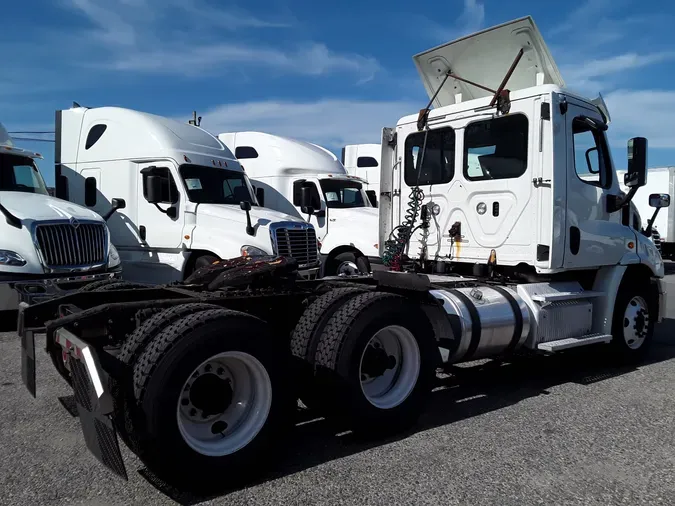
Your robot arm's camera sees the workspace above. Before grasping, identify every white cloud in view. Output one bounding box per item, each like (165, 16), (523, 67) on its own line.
(420, 0), (486, 44)
(604, 90), (675, 149)
(196, 99), (419, 149)
(103, 42), (381, 81)
(54, 0), (378, 82)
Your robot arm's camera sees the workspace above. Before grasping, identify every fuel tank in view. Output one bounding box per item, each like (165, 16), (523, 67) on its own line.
(430, 285), (531, 363)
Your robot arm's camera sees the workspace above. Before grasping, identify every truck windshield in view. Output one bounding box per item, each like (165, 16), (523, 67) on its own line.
(0, 154), (49, 195)
(319, 178), (371, 209)
(179, 164), (256, 205)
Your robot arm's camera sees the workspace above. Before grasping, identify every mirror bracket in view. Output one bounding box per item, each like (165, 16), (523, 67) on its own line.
(240, 201), (255, 236)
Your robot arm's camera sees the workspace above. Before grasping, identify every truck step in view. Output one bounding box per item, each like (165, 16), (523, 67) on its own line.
(531, 290), (604, 302)
(537, 333), (612, 352)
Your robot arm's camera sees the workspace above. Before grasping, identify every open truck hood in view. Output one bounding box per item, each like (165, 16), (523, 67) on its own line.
(413, 16), (565, 108)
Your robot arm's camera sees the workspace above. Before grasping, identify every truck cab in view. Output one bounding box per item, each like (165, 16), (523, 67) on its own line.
(0, 122), (121, 314)
(56, 107), (320, 284)
(218, 132), (380, 276)
(380, 17), (667, 281)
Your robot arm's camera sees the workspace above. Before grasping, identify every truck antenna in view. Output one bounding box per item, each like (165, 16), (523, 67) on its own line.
(417, 48), (525, 131)
(188, 111), (202, 127)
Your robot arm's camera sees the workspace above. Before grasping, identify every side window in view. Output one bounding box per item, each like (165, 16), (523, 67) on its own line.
(357, 156), (378, 168)
(292, 180), (321, 209)
(85, 124), (107, 150)
(572, 117), (611, 188)
(142, 167), (178, 204)
(404, 126), (455, 186)
(235, 146), (259, 159)
(463, 114), (528, 181)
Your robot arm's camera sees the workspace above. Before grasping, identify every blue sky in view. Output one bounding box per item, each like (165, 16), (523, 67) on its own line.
(3, 0), (674, 186)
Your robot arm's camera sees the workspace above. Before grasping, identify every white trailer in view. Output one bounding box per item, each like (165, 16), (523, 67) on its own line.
(617, 167), (675, 259)
(342, 143), (382, 194)
(54, 106), (320, 284)
(218, 131), (380, 275)
(19, 16), (669, 492)
(0, 122), (121, 319)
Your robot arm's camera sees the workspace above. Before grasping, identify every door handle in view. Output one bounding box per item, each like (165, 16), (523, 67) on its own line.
(139, 225), (146, 241)
(532, 177), (551, 187)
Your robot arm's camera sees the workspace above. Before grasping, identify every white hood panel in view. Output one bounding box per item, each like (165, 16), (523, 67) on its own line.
(413, 16), (564, 108)
(0, 192), (104, 222)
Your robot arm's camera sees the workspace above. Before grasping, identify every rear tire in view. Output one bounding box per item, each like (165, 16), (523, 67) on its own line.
(128, 308), (292, 491)
(313, 291), (436, 435)
(290, 287), (370, 406)
(113, 303), (223, 450)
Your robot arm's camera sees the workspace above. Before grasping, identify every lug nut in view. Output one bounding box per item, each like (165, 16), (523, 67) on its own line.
(217, 367), (224, 376)
(190, 408), (197, 416)
(204, 364), (212, 372)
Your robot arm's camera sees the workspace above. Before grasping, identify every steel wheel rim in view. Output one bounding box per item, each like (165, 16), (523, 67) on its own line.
(337, 260), (359, 276)
(623, 295), (650, 350)
(176, 351), (272, 457)
(359, 325), (420, 409)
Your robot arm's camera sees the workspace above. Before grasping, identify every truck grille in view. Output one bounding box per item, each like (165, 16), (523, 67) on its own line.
(35, 222), (107, 269)
(273, 226), (318, 267)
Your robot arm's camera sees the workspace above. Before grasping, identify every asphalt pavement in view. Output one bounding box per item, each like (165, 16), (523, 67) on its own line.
(1, 272), (674, 506)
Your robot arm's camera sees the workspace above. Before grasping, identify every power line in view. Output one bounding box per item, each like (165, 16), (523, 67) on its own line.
(12, 137), (55, 143)
(8, 131), (55, 134)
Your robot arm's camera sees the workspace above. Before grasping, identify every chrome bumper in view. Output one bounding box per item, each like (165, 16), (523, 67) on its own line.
(10, 270), (121, 306)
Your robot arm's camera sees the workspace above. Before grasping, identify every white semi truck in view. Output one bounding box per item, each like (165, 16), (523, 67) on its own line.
(18, 16), (669, 492)
(218, 131), (380, 275)
(0, 122), (121, 323)
(617, 167), (675, 259)
(54, 105), (320, 284)
(342, 143), (382, 195)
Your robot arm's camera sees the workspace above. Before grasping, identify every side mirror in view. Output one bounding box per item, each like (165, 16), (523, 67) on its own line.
(145, 175), (164, 204)
(55, 174), (69, 200)
(102, 198), (126, 221)
(624, 137), (648, 188)
(300, 186), (315, 215)
(84, 177), (97, 207)
(366, 190), (378, 207)
(256, 187), (265, 207)
(240, 201), (254, 236)
(649, 193), (670, 209)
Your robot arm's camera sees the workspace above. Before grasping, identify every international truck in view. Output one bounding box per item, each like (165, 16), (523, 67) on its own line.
(617, 166), (675, 259)
(342, 143), (382, 196)
(0, 121), (121, 325)
(18, 16), (669, 493)
(53, 105), (320, 284)
(218, 131), (380, 275)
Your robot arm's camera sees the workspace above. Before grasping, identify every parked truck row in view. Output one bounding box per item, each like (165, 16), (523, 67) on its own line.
(12, 15), (673, 495)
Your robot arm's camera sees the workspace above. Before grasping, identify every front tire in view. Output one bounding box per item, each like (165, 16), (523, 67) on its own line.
(329, 252), (371, 276)
(129, 309), (292, 491)
(610, 277), (656, 362)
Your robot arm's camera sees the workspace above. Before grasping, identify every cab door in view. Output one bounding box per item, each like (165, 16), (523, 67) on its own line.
(562, 99), (634, 268)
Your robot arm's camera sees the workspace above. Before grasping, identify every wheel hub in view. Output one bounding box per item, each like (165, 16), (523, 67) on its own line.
(337, 261), (359, 276)
(188, 374), (233, 416)
(361, 342), (397, 379)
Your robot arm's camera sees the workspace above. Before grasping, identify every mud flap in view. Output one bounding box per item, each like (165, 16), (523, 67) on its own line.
(69, 351), (128, 480)
(20, 329), (36, 398)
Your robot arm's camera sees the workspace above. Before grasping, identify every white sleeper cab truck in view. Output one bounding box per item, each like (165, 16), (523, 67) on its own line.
(218, 131), (380, 275)
(342, 143), (382, 195)
(0, 122), (121, 324)
(618, 167), (675, 259)
(18, 17), (669, 492)
(55, 106), (320, 284)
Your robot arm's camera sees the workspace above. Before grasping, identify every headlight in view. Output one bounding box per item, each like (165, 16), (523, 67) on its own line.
(108, 243), (121, 268)
(240, 245), (268, 257)
(0, 250), (27, 267)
